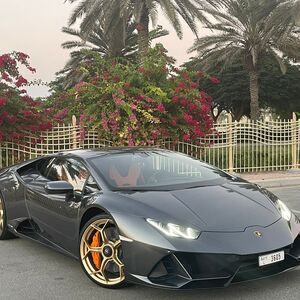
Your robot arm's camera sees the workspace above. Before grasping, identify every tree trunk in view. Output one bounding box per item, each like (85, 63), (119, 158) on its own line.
(249, 69), (260, 120)
(231, 102), (245, 121)
(108, 19), (125, 58)
(137, 7), (150, 63)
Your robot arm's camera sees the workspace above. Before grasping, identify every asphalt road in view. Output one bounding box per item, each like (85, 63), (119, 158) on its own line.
(0, 186), (299, 300)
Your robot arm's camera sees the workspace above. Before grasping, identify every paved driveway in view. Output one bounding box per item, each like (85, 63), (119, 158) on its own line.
(0, 186), (299, 300)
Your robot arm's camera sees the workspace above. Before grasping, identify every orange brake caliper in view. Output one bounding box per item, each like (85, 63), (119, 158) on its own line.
(90, 231), (102, 269)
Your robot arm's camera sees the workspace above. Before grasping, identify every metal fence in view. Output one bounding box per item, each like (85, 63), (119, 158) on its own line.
(1, 114), (300, 173)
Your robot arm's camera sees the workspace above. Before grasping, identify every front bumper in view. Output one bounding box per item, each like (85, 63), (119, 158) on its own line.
(127, 234), (300, 289)
(112, 209), (300, 289)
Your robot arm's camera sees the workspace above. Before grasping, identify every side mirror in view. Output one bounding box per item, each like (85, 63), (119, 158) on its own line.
(45, 181), (74, 195)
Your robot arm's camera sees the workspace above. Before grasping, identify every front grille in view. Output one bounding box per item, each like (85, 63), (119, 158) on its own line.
(232, 255), (298, 283)
(175, 252), (239, 279)
(148, 239), (300, 289)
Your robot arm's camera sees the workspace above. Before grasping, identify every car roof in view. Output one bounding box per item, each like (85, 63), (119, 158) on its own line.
(56, 147), (168, 159)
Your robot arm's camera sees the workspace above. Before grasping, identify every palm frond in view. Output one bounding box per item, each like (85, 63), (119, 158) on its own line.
(194, 0), (299, 69)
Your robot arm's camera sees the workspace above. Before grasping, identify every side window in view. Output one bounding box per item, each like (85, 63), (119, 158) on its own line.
(40, 157), (90, 193)
(63, 158), (89, 192)
(38, 157), (56, 178)
(46, 159), (65, 181)
(84, 175), (101, 195)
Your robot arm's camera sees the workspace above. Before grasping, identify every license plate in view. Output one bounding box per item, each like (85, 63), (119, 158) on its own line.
(258, 251), (285, 267)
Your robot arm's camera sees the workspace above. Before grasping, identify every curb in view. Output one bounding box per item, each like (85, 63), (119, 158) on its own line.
(245, 177), (300, 189)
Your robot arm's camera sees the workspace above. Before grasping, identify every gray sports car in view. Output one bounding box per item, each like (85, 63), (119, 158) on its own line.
(0, 148), (299, 289)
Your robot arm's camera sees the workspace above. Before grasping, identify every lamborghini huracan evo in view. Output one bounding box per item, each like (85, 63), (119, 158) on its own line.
(0, 148), (299, 289)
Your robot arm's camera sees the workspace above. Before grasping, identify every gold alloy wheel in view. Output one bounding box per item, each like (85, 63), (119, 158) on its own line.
(0, 197), (4, 235)
(80, 218), (125, 286)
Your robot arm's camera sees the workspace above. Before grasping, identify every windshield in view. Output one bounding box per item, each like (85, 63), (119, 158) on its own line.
(89, 150), (231, 191)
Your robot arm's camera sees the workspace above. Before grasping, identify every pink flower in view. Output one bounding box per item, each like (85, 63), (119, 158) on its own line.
(129, 114), (137, 123)
(15, 76), (28, 87)
(180, 99), (188, 106)
(101, 113), (109, 131)
(190, 82), (198, 89)
(177, 82), (186, 89)
(172, 96), (179, 103)
(17, 52), (29, 62)
(128, 139), (135, 146)
(188, 103), (197, 111)
(79, 114), (85, 121)
(151, 130), (159, 139)
(183, 134), (190, 142)
(1, 72), (10, 82)
(28, 67), (36, 73)
(80, 128), (85, 140)
(38, 122), (52, 131)
(114, 97), (125, 106)
(54, 108), (69, 120)
(183, 113), (193, 125)
(157, 104), (166, 113)
(22, 110), (33, 117)
(0, 56), (5, 68)
(171, 117), (177, 126)
(131, 103), (137, 110)
(146, 97), (153, 103)
(209, 76), (221, 84)
(201, 103), (211, 114)
(135, 95), (144, 102)
(194, 127), (204, 137)
(44, 108), (53, 114)
(200, 91), (209, 100)
(0, 97), (7, 107)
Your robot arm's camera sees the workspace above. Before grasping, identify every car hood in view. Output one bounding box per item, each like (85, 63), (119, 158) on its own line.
(118, 181), (281, 232)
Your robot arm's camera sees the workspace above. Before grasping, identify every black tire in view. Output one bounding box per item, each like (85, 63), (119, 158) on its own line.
(79, 214), (128, 289)
(0, 194), (14, 240)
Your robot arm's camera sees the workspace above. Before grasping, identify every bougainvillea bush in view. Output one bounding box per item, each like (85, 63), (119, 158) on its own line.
(49, 45), (216, 146)
(0, 52), (51, 143)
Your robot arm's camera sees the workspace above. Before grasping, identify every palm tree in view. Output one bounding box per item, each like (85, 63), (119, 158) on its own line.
(57, 20), (168, 89)
(65, 0), (216, 60)
(61, 22), (168, 61)
(190, 0), (300, 120)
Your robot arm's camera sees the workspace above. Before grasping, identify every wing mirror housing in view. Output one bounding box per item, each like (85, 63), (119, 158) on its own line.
(45, 181), (74, 195)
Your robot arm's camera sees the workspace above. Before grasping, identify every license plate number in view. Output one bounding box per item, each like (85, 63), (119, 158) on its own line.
(258, 251), (285, 267)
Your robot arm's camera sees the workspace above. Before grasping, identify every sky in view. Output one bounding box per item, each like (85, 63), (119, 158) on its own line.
(0, 0), (209, 97)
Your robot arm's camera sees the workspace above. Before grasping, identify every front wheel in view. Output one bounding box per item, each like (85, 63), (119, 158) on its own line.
(79, 214), (127, 289)
(0, 195), (14, 240)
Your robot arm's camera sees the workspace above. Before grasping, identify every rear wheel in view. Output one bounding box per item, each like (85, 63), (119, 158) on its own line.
(79, 214), (127, 289)
(0, 195), (14, 240)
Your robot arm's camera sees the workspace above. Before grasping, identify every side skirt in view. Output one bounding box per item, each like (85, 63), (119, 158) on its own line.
(7, 223), (79, 260)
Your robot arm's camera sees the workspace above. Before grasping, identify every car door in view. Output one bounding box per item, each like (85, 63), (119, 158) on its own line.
(25, 157), (89, 253)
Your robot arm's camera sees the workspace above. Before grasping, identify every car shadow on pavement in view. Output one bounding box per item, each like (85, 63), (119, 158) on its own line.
(0, 238), (299, 300)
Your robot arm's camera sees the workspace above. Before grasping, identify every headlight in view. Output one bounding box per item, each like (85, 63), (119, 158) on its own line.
(275, 200), (292, 221)
(146, 218), (200, 240)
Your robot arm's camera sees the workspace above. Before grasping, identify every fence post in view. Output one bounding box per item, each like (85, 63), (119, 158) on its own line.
(291, 112), (298, 169)
(72, 115), (78, 150)
(228, 114), (234, 173)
